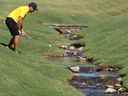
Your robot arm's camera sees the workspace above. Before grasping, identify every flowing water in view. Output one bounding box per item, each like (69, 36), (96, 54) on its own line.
(68, 64), (128, 96)
(49, 25), (128, 96)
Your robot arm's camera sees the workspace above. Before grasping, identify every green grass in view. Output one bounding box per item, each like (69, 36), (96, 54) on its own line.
(86, 16), (128, 88)
(0, 0), (128, 96)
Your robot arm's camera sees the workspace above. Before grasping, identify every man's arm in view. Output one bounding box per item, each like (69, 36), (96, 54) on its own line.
(17, 16), (27, 36)
(17, 16), (24, 31)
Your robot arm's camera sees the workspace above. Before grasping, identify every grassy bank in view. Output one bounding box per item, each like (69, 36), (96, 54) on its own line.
(0, 0), (128, 96)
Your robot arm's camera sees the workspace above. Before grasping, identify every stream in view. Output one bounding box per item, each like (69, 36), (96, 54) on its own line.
(46, 24), (128, 96)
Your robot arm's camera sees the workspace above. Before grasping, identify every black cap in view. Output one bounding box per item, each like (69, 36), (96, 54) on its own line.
(28, 2), (38, 11)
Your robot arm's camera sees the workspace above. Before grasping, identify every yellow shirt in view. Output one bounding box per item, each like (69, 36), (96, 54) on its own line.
(8, 6), (29, 23)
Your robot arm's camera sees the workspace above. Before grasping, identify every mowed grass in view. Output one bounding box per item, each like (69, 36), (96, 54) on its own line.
(0, 0), (128, 96)
(86, 16), (128, 87)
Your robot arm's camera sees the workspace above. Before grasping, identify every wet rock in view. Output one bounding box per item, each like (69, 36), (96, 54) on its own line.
(115, 83), (122, 87)
(118, 87), (126, 92)
(117, 77), (123, 82)
(98, 64), (109, 71)
(97, 64), (119, 72)
(79, 56), (87, 63)
(64, 46), (85, 57)
(54, 27), (72, 35)
(105, 85), (117, 93)
(58, 45), (68, 49)
(64, 47), (77, 57)
(78, 47), (84, 51)
(77, 47), (85, 57)
(54, 25), (83, 36)
(69, 66), (80, 72)
(69, 46), (75, 50)
(69, 34), (84, 40)
(69, 65), (97, 73)
(63, 30), (73, 38)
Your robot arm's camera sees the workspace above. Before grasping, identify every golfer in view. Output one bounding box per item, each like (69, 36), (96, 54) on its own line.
(5, 2), (38, 52)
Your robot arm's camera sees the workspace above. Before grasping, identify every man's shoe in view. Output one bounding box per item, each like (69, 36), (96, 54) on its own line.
(8, 45), (15, 51)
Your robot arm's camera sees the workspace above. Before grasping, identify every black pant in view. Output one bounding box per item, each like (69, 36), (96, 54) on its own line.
(5, 17), (19, 36)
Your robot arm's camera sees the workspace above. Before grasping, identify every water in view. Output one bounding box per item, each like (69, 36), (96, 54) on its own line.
(51, 25), (128, 96)
(68, 64), (128, 96)
(46, 55), (127, 96)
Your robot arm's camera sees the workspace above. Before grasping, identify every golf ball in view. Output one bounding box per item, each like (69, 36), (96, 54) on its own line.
(49, 44), (52, 47)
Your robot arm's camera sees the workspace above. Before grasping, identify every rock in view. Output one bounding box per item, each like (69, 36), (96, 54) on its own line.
(118, 87), (126, 92)
(107, 68), (114, 72)
(98, 64), (109, 70)
(99, 74), (107, 79)
(79, 57), (87, 62)
(81, 82), (87, 86)
(69, 46), (75, 50)
(72, 35), (77, 38)
(64, 49), (75, 57)
(73, 73), (79, 76)
(67, 30), (72, 33)
(59, 45), (68, 49)
(117, 77), (122, 82)
(105, 85), (117, 93)
(78, 47), (84, 51)
(105, 88), (117, 93)
(115, 83), (122, 87)
(70, 66), (80, 72)
(64, 50), (70, 56)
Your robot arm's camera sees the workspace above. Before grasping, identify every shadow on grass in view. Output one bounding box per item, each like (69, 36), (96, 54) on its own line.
(0, 43), (8, 47)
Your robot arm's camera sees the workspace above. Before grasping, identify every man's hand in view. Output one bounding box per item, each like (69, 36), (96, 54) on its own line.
(19, 30), (32, 39)
(19, 29), (27, 36)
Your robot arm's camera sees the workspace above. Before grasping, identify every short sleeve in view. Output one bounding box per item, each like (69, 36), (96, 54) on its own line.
(20, 7), (28, 18)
